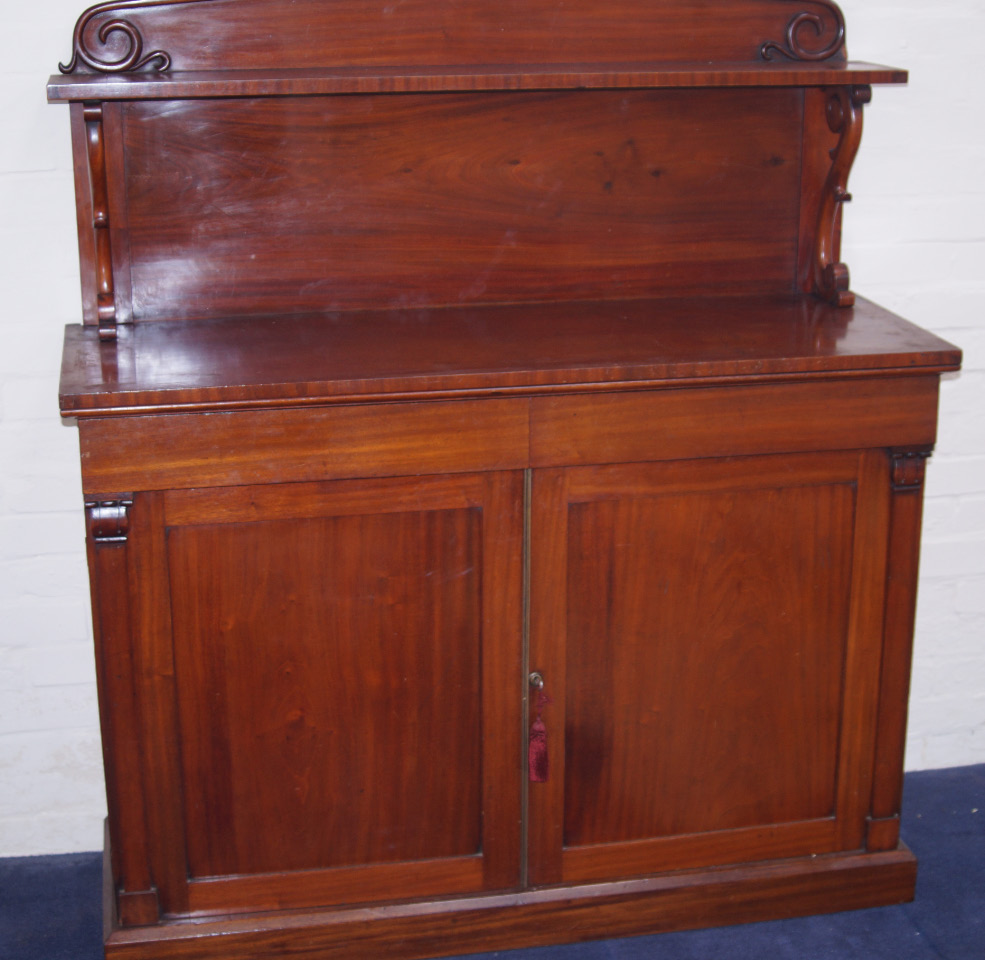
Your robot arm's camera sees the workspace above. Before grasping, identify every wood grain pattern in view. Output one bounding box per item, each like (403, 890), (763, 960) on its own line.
(528, 452), (881, 885)
(48, 62), (909, 102)
(70, 102), (98, 327)
(798, 88), (840, 293)
(867, 817), (902, 852)
(76, 398), (528, 494)
(102, 102), (133, 327)
(185, 858), (485, 917)
(55, 0), (850, 75)
(831, 449), (891, 851)
(120, 91), (802, 319)
(162, 473), (491, 527)
(868, 448), (932, 850)
(58, 297), (962, 417)
(85, 520), (158, 926)
(101, 849), (917, 960)
(561, 820), (839, 884)
(478, 470), (526, 890)
(118, 472), (524, 912)
(563, 478), (853, 841)
(531, 376), (942, 468)
(125, 492), (189, 917)
(527, 469), (570, 887)
(168, 508), (484, 876)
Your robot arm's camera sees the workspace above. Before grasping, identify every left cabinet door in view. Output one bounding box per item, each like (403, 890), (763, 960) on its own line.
(99, 470), (524, 920)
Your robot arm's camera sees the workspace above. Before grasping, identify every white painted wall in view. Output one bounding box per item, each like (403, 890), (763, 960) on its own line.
(1, 1), (982, 856)
(844, 1), (985, 770)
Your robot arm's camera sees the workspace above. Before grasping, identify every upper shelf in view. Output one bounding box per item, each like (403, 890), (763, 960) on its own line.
(47, 60), (907, 101)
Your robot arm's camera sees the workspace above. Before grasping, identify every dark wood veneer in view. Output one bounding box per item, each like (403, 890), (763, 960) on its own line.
(100, 849), (918, 960)
(55, 0), (851, 75)
(117, 91), (802, 320)
(50, 1), (960, 958)
(59, 297), (959, 415)
(47, 61), (908, 101)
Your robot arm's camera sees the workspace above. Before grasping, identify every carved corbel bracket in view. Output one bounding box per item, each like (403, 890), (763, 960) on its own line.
(813, 84), (870, 307)
(86, 498), (134, 543)
(890, 448), (933, 491)
(82, 103), (119, 341)
(761, 2), (847, 62)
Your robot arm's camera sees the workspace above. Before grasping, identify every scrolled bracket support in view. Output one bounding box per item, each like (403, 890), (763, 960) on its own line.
(813, 84), (870, 308)
(82, 102), (119, 341)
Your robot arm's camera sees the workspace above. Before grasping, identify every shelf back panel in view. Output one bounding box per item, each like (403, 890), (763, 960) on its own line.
(61, 0), (847, 73)
(120, 89), (804, 320)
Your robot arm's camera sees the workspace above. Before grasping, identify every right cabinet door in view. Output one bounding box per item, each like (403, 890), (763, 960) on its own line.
(528, 450), (892, 886)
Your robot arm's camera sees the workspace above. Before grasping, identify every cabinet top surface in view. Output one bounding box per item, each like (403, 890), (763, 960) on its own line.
(59, 296), (961, 416)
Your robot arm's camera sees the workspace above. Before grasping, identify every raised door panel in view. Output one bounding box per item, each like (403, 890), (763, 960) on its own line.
(529, 451), (890, 886)
(125, 471), (523, 917)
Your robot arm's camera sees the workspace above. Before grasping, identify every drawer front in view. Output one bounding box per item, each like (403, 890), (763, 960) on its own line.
(79, 376), (941, 494)
(530, 376), (941, 467)
(78, 398), (528, 494)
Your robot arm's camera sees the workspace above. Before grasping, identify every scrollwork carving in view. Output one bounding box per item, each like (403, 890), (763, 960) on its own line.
(58, 0), (212, 74)
(813, 84), (870, 307)
(761, 1), (847, 62)
(82, 104), (118, 340)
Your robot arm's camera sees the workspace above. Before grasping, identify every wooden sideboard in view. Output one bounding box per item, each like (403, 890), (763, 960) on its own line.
(49, 2), (961, 958)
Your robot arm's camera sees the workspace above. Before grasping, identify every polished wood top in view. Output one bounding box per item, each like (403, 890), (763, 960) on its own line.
(60, 296), (960, 416)
(47, 61), (906, 101)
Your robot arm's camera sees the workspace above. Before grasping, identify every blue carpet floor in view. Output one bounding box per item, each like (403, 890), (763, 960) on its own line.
(2, 764), (982, 959)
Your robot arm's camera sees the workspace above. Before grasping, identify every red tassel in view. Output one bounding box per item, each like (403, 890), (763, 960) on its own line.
(529, 715), (549, 782)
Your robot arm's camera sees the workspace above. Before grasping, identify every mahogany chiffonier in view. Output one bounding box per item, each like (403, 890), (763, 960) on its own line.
(48, 2), (961, 958)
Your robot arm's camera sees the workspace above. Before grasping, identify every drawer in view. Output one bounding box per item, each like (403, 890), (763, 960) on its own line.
(78, 398), (529, 494)
(530, 377), (941, 467)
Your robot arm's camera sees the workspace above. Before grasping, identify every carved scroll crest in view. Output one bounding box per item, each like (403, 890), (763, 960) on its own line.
(63, 0), (849, 73)
(762, 1), (847, 62)
(59, 0), (210, 74)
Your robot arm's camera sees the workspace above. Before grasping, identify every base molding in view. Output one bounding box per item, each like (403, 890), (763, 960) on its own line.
(105, 847), (917, 960)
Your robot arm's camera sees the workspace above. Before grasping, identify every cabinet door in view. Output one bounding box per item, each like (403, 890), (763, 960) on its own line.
(528, 451), (891, 886)
(125, 471), (523, 917)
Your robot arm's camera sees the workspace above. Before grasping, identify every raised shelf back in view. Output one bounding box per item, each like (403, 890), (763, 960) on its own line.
(118, 88), (808, 320)
(58, 0), (849, 73)
(51, 0), (901, 327)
